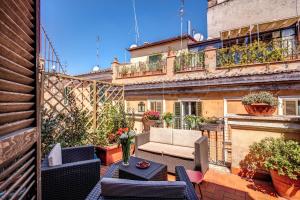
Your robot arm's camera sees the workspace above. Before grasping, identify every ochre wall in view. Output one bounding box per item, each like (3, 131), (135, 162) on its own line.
(231, 127), (300, 173)
(227, 100), (247, 115)
(130, 39), (191, 60)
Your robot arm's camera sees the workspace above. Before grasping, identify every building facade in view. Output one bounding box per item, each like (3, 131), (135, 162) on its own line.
(207, 0), (299, 38)
(108, 3), (300, 170)
(78, 1), (300, 171)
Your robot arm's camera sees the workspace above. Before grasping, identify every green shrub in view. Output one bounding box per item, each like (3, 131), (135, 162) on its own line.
(184, 115), (200, 130)
(246, 137), (300, 180)
(163, 112), (173, 127)
(41, 109), (61, 156)
(241, 91), (278, 106)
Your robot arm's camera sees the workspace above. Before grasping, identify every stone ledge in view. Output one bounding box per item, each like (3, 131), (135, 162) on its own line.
(225, 114), (300, 132)
(225, 114), (300, 122)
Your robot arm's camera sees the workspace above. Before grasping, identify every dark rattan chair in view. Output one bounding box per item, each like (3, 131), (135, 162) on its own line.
(86, 165), (199, 200)
(42, 145), (101, 200)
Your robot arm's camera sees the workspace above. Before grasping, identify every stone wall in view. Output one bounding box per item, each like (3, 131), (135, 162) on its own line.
(207, 0), (299, 38)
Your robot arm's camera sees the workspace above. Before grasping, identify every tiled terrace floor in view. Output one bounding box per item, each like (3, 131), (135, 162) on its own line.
(100, 165), (283, 200)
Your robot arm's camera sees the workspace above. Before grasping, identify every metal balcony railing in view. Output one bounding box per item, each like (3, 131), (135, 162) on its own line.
(174, 51), (205, 73)
(216, 37), (299, 67)
(117, 59), (167, 78)
(40, 26), (66, 74)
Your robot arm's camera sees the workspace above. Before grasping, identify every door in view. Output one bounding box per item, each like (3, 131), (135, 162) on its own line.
(0, 0), (41, 199)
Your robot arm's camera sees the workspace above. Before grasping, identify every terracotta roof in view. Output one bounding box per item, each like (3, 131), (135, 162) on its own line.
(75, 68), (112, 77)
(188, 37), (220, 48)
(127, 34), (197, 51)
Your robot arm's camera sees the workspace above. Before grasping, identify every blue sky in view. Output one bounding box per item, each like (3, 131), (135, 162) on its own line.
(41, 0), (207, 75)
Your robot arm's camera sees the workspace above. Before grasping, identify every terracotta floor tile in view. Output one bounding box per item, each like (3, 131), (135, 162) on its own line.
(100, 164), (281, 200)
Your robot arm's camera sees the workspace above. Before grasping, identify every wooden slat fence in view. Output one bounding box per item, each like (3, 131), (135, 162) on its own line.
(0, 0), (41, 199)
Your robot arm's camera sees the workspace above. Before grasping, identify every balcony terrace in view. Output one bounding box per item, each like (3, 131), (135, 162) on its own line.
(116, 59), (167, 79)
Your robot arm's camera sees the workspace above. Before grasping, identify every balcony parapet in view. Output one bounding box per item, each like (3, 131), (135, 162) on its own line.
(216, 39), (299, 68)
(116, 59), (167, 79)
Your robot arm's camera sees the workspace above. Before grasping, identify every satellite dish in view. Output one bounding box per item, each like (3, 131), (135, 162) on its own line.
(193, 33), (204, 42)
(92, 65), (100, 72)
(130, 44), (138, 48)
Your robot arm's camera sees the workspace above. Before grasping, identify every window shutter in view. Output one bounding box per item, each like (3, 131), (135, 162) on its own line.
(284, 100), (296, 115)
(156, 101), (162, 113)
(196, 101), (203, 116)
(174, 102), (181, 129)
(150, 102), (155, 111)
(0, 0), (40, 198)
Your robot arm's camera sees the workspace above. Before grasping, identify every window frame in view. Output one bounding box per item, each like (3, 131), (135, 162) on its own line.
(137, 101), (145, 113)
(278, 96), (300, 116)
(147, 99), (164, 114)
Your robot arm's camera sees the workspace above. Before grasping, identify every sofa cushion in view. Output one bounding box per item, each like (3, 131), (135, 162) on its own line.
(48, 143), (62, 167)
(138, 142), (194, 160)
(149, 127), (172, 144)
(101, 177), (186, 199)
(172, 129), (202, 148)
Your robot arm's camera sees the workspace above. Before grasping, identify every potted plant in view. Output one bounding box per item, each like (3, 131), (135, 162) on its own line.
(163, 112), (173, 128)
(245, 137), (300, 200)
(120, 66), (129, 78)
(184, 115), (200, 130)
(142, 110), (160, 132)
(242, 91), (278, 116)
(93, 103), (135, 165)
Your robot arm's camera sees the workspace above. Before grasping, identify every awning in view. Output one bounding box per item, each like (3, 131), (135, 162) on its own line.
(221, 16), (300, 40)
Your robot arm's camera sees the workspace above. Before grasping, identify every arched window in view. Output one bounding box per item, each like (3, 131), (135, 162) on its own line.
(138, 102), (145, 112)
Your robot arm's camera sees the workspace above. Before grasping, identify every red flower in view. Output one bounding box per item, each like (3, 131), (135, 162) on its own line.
(123, 127), (129, 132)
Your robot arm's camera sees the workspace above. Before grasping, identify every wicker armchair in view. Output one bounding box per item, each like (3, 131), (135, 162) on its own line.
(42, 145), (101, 200)
(86, 165), (199, 200)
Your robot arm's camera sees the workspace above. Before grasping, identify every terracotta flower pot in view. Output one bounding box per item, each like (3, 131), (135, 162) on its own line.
(95, 144), (134, 165)
(244, 103), (276, 116)
(142, 119), (158, 132)
(270, 170), (300, 200)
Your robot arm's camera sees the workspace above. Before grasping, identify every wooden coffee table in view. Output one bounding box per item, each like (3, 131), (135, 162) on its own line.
(118, 156), (167, 181)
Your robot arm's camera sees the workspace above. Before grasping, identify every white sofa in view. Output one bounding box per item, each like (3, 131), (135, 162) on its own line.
(135, 127), (209, 174)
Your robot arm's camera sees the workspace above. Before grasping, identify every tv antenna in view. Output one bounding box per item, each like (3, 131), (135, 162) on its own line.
(132, 0), (140, 45)
(179, 0), (184, 49)
(92, 36), (100, 72)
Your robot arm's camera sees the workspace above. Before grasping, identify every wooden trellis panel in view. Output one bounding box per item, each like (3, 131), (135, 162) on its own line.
(42, 73), (124, 132)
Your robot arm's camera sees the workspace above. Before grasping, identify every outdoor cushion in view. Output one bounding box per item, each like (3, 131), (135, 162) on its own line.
(101, 177), (186, 198)
(48, 143), (62, 166)
(138, 142), (194, 159)
(149, 127), (172, 144)
(172, 129), (202, 148)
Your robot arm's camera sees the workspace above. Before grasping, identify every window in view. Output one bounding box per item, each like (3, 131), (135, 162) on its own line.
(64, 87), (71, 105)
(138, 102), (145, 112)
(173, 101), (202, 129)
(279, 97), (300, 116)
(283, 99), (300, 116)
(148, 54), (162, 64)
(149, 100), (163, 113)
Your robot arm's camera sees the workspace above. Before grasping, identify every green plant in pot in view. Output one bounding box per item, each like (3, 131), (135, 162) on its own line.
(163, 112), (173, 128)
(184, 115), (200, 130)
(142, 111), (160, 132)
(242, 91), (278, 116)
(245, 137), (300, 199)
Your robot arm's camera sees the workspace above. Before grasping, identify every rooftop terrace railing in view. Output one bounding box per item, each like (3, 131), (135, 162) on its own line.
(174, 51), (205, 73)
(216, 38), (299, 68)
(40, 26), (66, 73)
(117, 59), (167, 78)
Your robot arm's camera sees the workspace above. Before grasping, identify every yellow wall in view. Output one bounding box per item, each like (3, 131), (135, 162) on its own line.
(231, 127), (300, 170)
(202, 99), (224, 117)
(227, 100), (247, 115)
